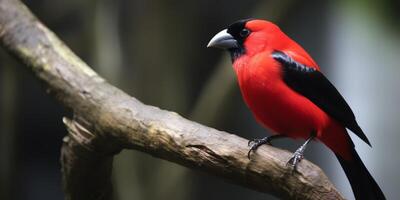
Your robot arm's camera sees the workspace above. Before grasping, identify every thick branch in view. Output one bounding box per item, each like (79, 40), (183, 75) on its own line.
(0, 0), (344, 199)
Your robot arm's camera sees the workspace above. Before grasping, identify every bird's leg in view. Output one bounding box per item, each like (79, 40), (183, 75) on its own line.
(247, 135), (286, 159)
(287, 132), (316, 169)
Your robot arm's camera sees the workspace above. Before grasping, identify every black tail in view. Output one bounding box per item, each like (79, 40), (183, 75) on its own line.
(336, 149), (386, 200)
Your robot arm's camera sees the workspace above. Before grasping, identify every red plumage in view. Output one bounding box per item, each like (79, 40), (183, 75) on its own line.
(208, 19), (385, 200)
(233, 20), (352, 160)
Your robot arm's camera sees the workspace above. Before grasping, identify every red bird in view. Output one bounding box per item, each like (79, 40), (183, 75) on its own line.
(208, 19), (385, 200)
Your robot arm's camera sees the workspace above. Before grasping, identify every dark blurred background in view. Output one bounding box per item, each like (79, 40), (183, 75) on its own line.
(1, 0), (399, 199)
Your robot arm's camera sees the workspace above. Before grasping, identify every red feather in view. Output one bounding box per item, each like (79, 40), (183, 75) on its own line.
(233, 20), (352, 159)
(208, 19), (385, 199)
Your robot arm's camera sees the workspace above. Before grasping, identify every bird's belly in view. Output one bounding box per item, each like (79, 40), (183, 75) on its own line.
(240, 79), (330, 138)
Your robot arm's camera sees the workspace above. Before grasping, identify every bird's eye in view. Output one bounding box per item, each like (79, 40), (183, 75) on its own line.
(239, 28), (250, 37)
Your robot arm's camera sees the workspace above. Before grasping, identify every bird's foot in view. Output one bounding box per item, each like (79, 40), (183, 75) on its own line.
(286, 133), (314, 170)
(286, 149), (304, 169)
(247, 137), (272, 159)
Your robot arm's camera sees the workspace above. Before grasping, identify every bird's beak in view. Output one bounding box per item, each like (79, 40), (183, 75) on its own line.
(207, 29), (238, 49)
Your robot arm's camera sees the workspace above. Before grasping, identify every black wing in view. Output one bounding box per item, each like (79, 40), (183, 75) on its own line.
(272, 51), (371, 146)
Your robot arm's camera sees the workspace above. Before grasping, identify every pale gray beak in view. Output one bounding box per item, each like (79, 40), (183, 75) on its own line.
(207, 29), (238, 49)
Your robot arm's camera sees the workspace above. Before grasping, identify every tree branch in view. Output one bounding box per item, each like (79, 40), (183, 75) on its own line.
(61, 118), (115, 200)
(0, 0), (344, 199)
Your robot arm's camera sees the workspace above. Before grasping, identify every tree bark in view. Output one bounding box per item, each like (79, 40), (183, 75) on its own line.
(0, 0), (344, 199)
(61, 118), (115, 200)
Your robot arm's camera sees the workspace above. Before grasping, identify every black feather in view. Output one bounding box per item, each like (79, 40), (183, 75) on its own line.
(272, 51), (371, 146)
(336, 149), (386, 200)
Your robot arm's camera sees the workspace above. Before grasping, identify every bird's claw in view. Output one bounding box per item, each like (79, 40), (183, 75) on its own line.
(247, 143), (258, 159)
(248, 138), (260, 146)
(286, 150), (304, 170)
(247, 137), (272, 159)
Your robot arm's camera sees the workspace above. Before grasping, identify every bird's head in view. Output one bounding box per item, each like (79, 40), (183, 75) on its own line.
(207, 19), (283, 61)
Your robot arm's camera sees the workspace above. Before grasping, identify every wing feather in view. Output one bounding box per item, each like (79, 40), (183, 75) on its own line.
(272, 51), (371, 146)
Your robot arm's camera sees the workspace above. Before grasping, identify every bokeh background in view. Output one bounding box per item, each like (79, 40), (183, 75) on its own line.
(1, 0), (399, 199)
